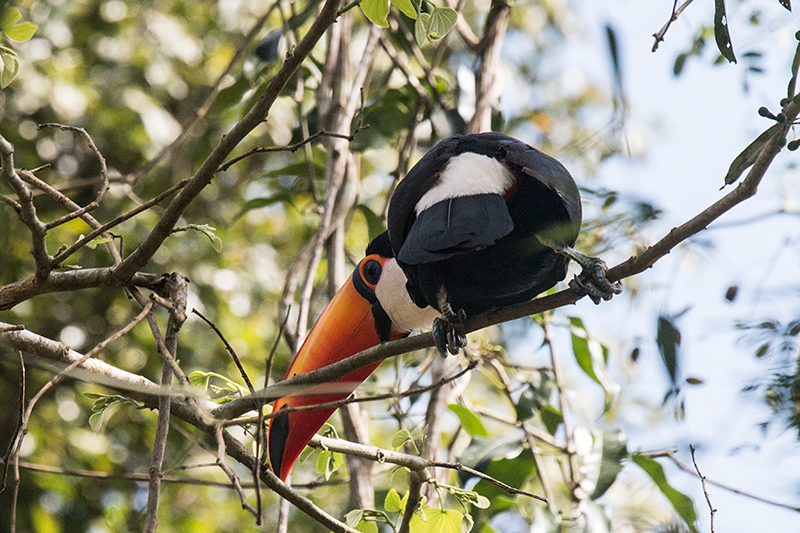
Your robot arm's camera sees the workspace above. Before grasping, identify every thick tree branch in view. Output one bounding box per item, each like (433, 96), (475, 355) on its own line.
(0, 135), (51, 279)
(213, 104), (798, 421)
(143, 275), (188, 533)
(110, 0), (345, 284)
(0, 270), (169, 311)
(468, 0), (510, 133)
(0, 320), (359, 532)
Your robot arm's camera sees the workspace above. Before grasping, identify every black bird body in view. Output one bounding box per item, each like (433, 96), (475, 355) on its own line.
(387, 132), (581, 316)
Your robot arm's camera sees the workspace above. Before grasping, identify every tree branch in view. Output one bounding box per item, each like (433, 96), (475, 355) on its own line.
(36, 124), (110, 231)
(308, 435), (546, 502)
(665, 450), (800, 513)
(143, 275), (188, 533)
(213, 103), (798, 422)
(652, 0), (695, 52)
(110, 0), (345, 284)
(0, 134), (51, 279)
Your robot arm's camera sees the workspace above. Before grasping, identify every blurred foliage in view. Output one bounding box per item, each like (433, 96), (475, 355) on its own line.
(0, 0), (798, 532)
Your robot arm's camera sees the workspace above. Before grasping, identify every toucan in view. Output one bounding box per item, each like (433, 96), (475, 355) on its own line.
(267, 132), (620, 481)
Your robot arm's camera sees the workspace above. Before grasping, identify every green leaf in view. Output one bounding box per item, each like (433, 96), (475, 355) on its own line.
(82, 393), (143, 431)
(515, 370), (555, 421)
(656, 315), (682, 387)
(0, 8), (21, 30)
(540, 405), (563, 435)
(88, 411), (105, 432)
(456, 435), (524, 480)
(356, 204), (387, 242)
(673, 53), (688, 76)
(427, 8), (457, 40)
(471, 452), (536, 504)
(346, 509), (364, 528)
(1, 52), (19, 88)
(415, 12), (431, 46)
(390, 0), (417, 19)
(589, 429), (628, 500)
(448, 404), (489, 437)
(316, 449), (343, 480)
(4, 21), (37, 42)
(356, 521), (378, 533)
(437, 482), (491, 509)
(569, 317), (619, 410)
(172, 223), (223, 252)
(724, 123), (781, 185)
(713, 0), (736, 63)
(187, 371), (247, 399)
(233, 192), (293, 221)
(84, 236), (114, 250)
(347, 509), (394, 532)
(410, 507), (464, 533)
(385, 488), (405, 512)
(298, 445), (316, 464)
(392, 428), (417, 452)
(360, 0), (390, 27)
(631, 454), (698, 533)
(209, 75), (251, 114)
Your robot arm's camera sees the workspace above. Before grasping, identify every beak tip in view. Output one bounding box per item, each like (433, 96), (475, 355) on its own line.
(268, 409), (290, 481)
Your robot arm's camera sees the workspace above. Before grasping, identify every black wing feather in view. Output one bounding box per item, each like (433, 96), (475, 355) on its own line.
(397, 194), (514, 264)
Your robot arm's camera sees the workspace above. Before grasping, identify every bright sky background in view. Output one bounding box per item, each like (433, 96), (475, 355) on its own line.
(515, 1), (800, 530)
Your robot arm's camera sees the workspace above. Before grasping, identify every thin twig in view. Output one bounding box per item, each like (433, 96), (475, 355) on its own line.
(224, 359), (478, 425)
(17, 169), (123, 265)
(50, 179), (188, 267)
(665, 450), (800, 513)
(16, 460), (260, 488)
(192, 309), (255, 394)
(216, 128), (369, 173)
(485, 357), (557, 507)
(144, 275), (188, 533)
(214, 424), (259, 517)
(652, 0), (695, 52)
(109, 0), (347, 285)
(4, 352), (23, 529)
(542, 314), (580, 499)
(36, 124), (110, 230)
(689, 445), (716, 533)
(467, 0), (510, 133)
(309, 434), (546, 502)
(5, 301), (155, 530)
(128, 5), (277, 184)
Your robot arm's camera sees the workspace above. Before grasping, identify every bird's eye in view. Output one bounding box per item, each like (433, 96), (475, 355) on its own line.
(362, 259), (382, 285)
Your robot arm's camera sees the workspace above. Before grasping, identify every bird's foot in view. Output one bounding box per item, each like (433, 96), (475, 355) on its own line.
(432, 303), (467, 356)
(568, 257), (623, 304)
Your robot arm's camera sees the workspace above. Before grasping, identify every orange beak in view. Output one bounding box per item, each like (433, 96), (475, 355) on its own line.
(268, 255), (402, 481)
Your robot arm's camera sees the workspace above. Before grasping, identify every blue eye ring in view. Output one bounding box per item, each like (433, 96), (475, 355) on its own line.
(362, 259), (382, 285)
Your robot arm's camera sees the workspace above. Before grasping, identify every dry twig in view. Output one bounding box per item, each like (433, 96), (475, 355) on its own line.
(689, 445), (716, 533)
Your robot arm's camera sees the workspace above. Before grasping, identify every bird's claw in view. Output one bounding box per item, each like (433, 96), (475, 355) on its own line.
(568, 257), (622, 304)
(432, 304), (467, 356)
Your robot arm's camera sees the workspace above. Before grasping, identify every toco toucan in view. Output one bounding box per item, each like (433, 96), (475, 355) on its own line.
(267, 132), (620, 481)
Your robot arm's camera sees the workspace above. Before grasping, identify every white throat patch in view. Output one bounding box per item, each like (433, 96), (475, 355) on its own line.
(415, 152), (515, 214)
(374, 258), (440, 333)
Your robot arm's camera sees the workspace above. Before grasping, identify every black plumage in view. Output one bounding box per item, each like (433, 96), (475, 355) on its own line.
(387, 132), (581, 317)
